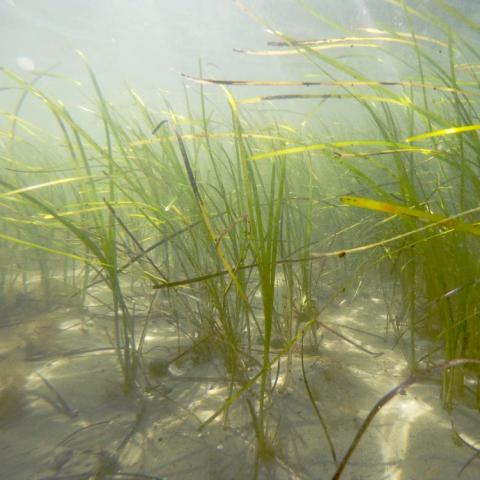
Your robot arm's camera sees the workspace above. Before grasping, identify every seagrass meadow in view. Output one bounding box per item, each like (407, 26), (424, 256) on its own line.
(1, 1), (480, 479)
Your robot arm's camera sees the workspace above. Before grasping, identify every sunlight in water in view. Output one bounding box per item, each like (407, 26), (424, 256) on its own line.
(16, 56), (35, 72)
(379, 394), (432, 480)
(352, 0), (402, 80)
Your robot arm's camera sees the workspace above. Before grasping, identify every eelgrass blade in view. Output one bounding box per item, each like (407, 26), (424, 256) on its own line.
(332, 359), (480, 480)
(172, 125), (251, 305)
(0, 178), (108, 265)
(341, 195), (480, 237)
(406, 124), (480, 142)
(300, 335), (337, 464)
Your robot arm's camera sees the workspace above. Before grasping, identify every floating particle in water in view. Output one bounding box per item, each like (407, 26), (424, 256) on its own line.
(16, 56), (35, 72)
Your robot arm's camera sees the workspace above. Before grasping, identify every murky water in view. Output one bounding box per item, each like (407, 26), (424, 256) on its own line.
(1, 1), (480, 479)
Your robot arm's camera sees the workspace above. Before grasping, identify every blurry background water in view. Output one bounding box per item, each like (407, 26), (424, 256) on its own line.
(2, 0), (476, 133)
(2, 0), (299, 121)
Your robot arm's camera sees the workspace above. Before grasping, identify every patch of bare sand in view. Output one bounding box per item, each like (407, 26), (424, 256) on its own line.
(0, 296), (479, 479)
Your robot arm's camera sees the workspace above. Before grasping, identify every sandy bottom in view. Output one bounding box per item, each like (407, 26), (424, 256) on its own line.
(1, 293), (479, 480)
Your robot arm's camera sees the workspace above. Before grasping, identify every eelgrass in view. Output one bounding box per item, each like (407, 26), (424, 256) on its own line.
(219, 0), (480, 410)
(1, 1), (480, 476)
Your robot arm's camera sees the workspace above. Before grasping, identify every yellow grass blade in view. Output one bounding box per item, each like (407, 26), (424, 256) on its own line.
(0, 176), (94, 199)
(0, 232), (96, 263)
(406, 124), (480, 142)
(341, 195), (480, 236)
(249, 141), (434, 161)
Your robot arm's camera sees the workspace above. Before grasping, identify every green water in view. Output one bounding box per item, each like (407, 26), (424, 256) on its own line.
(1, 1), (479, 479)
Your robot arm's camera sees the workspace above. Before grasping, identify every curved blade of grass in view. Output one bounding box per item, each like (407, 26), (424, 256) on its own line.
(182, 74), (474, 96)
(234, 38), (412, 56)
(0, 232), (94, 263)
(341, 195), (480, 236)
(433, 0), (480, 34)
(0, 178), (109, 265)
(130, 130), (288, 147)
(0, 176), (93, 199)
(332, 359), (480, 480)
(41, 200), (144, 220)
(406, 124), (480, 142)
(360, 27), (448, 48)
(300, 335), (337, 464)
(249, 141), (434, 161)
(239, 93), (409, 106)
(173, 126), (251, 304)
(1, 66), (108, 157)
